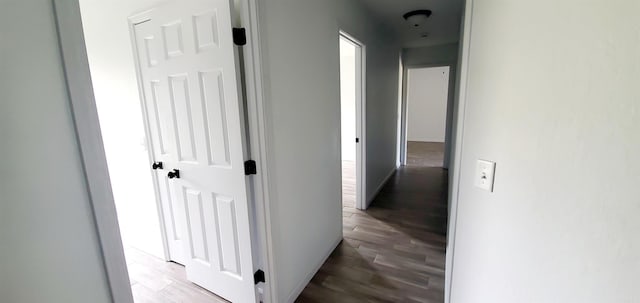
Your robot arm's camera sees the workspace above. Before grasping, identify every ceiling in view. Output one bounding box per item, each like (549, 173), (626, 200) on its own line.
(358, 0), (464, 48)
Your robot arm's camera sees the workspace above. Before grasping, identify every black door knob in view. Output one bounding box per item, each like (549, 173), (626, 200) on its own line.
(167, 169), (180, 179)
(152, 161), (163, 170)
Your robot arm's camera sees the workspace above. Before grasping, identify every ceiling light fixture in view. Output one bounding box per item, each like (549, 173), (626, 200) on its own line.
(403, 10), (432, 27)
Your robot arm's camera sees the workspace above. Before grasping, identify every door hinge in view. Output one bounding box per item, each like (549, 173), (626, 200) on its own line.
(355, 137), (360, 143)
(233, 28), (247, 46)
(244, 160), (257, 175)
(254, 269), (265, 284)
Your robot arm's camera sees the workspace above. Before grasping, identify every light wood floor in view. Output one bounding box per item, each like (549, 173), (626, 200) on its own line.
(125, 247), (228, 303)
(342, 160), (356, 208)
(296, 143), (448, 302)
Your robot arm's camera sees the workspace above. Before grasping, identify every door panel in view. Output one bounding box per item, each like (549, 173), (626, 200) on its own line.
(199, 70), (231, 167)
(134, 20), (186, 265)
(193, 11), (220, 51)
(214, 195), (242, 276)
(161, 22), (185, 58)
(167, 74), (198, 163)
(148, 81), (170, 156)
(132, 1), (257, 302)
(183, 188), (208, 263)
(162, 176), (186, 263)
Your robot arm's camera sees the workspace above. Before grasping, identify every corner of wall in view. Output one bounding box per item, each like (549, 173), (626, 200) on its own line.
(366, 166), (397, 207)
(283, 235), (342, 303)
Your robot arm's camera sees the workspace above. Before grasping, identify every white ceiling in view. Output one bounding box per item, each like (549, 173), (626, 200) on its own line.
(358, 0), (464, 48)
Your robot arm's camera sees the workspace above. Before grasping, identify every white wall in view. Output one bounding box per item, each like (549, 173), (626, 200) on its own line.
(79, 0), (167, 258)
(258, 1), (342, 301)
(257, 0), (399, 301)
(406, 66), (450, 143)
(451, 1), (640, 302)
(0, 1), (112, 302)
(340, 38), (357, 162)
(403, 43), (459, 66)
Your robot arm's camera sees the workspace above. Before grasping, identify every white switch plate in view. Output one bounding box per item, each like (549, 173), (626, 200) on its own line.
(475, 160), (496, 192)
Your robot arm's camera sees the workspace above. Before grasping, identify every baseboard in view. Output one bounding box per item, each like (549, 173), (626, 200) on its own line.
(366, 167), (397, 208)
(284, 236), (342, 303)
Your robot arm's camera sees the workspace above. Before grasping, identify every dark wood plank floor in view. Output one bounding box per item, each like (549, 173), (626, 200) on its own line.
(406, 141), (445, 167)
(296, 142), (448, 303)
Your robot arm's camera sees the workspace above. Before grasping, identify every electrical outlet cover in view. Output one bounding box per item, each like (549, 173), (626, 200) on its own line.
(475, 160), (496, 192)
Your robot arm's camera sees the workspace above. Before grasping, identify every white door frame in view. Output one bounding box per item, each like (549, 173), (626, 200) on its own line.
(52, 0), (277, 302)
(398, 63), (456, 169)
(52, 1), (132, 302)
(445, 0), (473, 302)
(338, 30), (367, 210)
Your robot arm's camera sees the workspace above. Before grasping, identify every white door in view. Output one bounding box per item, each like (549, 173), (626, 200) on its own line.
(132, 0), (258, 302)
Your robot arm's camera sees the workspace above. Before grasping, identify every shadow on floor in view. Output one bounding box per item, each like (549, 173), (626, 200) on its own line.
(297, 165), (448, 303)
(368, 166), (448, 237)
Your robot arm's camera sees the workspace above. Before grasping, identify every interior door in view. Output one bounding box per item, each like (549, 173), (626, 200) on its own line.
(132, 1), (258, 302)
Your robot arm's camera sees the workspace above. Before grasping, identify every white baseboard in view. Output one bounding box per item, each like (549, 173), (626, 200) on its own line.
(366, 167), (397, 208)
(284, 236), (342, 303)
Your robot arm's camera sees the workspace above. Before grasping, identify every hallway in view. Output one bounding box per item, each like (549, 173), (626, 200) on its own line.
(297, 143), (448, 302)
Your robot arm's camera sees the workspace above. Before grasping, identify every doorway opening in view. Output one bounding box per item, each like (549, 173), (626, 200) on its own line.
(400, 66), (453, 169)
(339, 32), (365, 211)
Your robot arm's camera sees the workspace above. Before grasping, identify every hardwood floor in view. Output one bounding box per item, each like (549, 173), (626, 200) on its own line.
(125, 143), (446, 303)
(406, 141), (445, 167)
(296, 143), (448, 302)
(125, 247), (228, 303)
(342, 160), (356, 208)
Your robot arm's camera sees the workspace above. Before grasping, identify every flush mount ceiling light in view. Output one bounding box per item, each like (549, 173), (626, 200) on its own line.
(403, 9), (432, 27)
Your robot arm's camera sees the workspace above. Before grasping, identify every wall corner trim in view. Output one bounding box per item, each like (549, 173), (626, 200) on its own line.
(284, 236), (342, 303)
(52, 0), (134, 302)
(444, 0), (474, 302)
(367, 167), (397, 208)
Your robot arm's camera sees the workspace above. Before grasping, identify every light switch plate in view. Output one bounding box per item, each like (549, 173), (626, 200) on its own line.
(475, 160), (496, 192)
